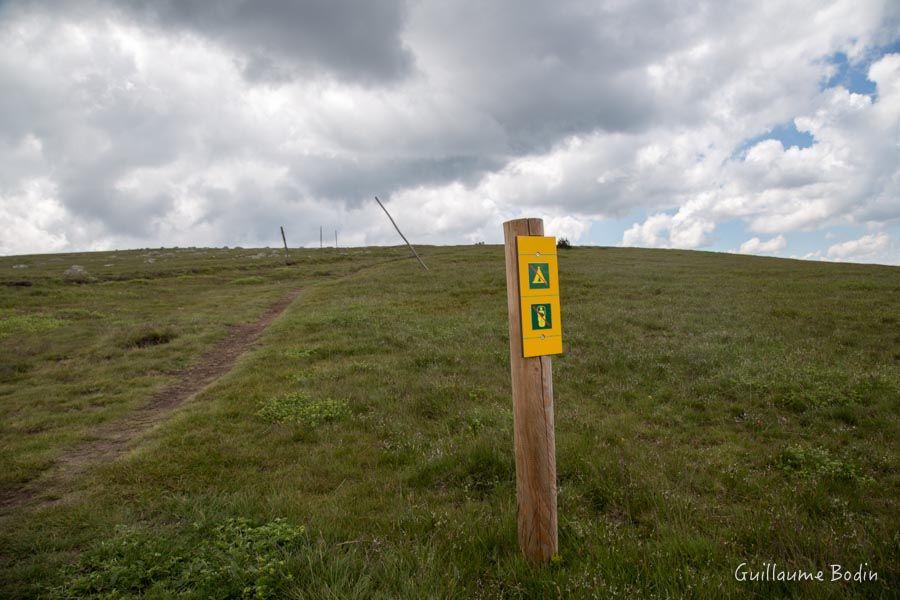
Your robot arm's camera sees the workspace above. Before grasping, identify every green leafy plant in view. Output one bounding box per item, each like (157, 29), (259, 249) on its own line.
(0, 314), (65, 337)
(257, 392), (349, 426)
(778, 444), (874, 484)
(52, 518), (306, 599)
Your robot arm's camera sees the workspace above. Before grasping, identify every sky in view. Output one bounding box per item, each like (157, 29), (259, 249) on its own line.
(1, 0), (898, 264)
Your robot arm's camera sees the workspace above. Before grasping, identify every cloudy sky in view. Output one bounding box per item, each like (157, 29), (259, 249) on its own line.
(1, 0), (898, 264)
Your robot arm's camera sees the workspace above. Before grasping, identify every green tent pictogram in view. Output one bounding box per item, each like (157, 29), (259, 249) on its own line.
(529, 263), (550, 289)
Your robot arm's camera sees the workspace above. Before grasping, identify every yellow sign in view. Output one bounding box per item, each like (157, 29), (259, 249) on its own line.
(516, 235), (563, 357)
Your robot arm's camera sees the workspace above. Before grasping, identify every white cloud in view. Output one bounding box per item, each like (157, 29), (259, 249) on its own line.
(546, 216), (588, 242)
(0, 178), (70, 255)
(621, 213), (674, 248)
(621, 51), (900, 254)
(737, 235), (788, 255)
(826, 232), (891, 262)
(619, 205), (717, 249)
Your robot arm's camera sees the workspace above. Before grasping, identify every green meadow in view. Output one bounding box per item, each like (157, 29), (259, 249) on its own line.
(0, 245), (897, 598)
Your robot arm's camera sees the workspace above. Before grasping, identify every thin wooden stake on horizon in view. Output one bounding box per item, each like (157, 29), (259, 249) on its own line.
(503, 217), (558, 564)
(280, 225), (290, 265)
(374, 196), (429, 271)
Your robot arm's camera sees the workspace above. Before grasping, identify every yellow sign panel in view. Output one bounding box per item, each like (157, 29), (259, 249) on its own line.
(516, 236), (563, 358)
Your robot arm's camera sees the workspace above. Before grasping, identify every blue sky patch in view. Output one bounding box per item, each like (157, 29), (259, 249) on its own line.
(823, 40), (900, 97)
(730, 40), (900, 161)
(581, 214), (638, 247)
(705, 219), (749, 252)
(731, 121), (814, 159)
(824, 52), (877, 95)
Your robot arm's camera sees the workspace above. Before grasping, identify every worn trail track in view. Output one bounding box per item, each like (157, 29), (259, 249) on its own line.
(0, 289), (301, 513)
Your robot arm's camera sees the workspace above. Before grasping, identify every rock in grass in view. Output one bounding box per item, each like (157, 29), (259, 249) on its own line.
(63, 265), (91, 282)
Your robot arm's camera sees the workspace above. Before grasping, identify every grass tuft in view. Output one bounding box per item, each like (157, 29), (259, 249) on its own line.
(121, 325), (178, 349)
(412, 439), (514, 495)
(231, 276), (267, 285)
(257, 392), (349, 426)
(282, 347), (316, 359)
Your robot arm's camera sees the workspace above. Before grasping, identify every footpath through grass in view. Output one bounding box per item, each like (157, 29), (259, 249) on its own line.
(0, 245), (897, 598)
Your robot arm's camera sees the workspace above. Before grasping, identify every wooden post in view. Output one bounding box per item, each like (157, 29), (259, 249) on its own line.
(503, 218), (558, 564)
(374, 196), (429, 271)
(280, 225), (290, 265)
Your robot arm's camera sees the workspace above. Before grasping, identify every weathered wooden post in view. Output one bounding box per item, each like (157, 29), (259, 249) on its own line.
(374, 196), (429, 271)
(503, 218), (562, 564)
(280, 225), (290, 265)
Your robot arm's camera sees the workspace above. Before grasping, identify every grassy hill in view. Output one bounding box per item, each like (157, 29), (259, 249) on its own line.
(0, 245), (897, 598)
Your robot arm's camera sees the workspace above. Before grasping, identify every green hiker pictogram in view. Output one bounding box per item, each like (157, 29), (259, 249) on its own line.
(531, 303), (552, 330)
(529, 263), (550, 289)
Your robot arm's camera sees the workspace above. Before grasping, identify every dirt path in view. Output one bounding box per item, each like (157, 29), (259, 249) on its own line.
(0, 289), (301, 512)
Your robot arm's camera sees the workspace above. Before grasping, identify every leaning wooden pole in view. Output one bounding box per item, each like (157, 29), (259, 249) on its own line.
(374, 196), (429, 271)
(503, 217), (558, 564)
(280, 225), (290, 265)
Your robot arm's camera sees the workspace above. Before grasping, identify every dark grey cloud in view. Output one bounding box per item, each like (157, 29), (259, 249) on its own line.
(4, 0), (414, 84)
(405, 0), (751, 152)
(288, 154), (504, 201)
(118, 0), (413, 83)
